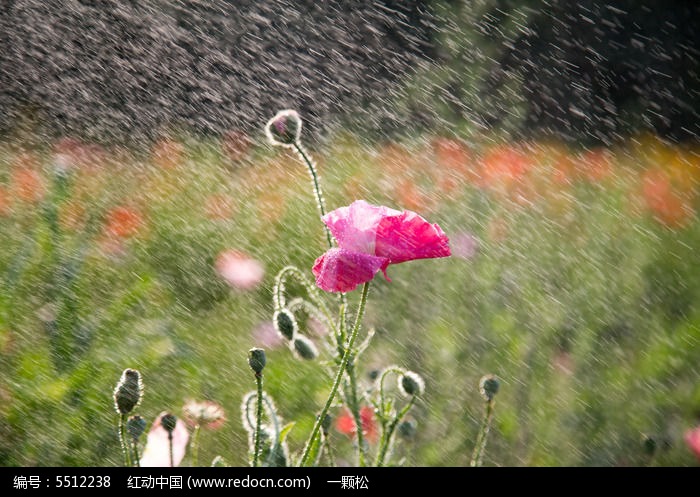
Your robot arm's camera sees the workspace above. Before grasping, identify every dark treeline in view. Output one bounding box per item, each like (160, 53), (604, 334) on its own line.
(0, 0), (697, 146)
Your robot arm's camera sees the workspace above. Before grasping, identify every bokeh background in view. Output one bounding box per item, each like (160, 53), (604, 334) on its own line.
(1, 0), (699, 466)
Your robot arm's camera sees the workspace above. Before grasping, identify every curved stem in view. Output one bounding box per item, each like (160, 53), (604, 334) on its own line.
(293, 142), (333, 249)
(375, 397), (415, 467)
(252, 373), (264, 467)
(470, 399), (495, 467)
(299, 282), (370, 467)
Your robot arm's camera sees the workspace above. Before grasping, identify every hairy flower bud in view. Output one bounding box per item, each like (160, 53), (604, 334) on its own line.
(248, 348), (267, 375)
(479, 374), (500, 401)
(398, 371), (425, 397)
(113, 368), (143, 415)
(273, 308), (297, 341)
(292, 335), (318, 360)
(161, 413), (178, 433)
(265, 110), (301, 147)
(127, 415), (147, 441)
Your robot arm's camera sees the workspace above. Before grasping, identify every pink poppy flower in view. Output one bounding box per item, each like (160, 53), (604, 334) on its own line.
(312, 200), (451, 293)
(686, 425), (700, 461)
(140, 412), (190, 467)
(215, 250), (265, 290)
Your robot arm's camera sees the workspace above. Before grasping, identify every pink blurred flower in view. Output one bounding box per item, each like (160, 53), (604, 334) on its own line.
(140, 412), (189, 467)
(312, 200), (451, 293)
(685, 425), (700, 461)
(215, 250), (265, 290)
(252, 320), (284, 349)
(183, 400), (226, 430)
(451, 232), (479, 260)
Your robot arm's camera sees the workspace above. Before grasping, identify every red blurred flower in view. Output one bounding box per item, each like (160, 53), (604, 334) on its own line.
(104, 206), (143, 238)
(685, 425), (700, 461)
(336, 406), (378, 443)
(312, 200), (451, 293)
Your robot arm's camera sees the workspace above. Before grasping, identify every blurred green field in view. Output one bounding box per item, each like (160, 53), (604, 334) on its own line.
(1, 131), (699, 466)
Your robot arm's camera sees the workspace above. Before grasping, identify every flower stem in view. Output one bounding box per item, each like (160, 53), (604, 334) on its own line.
(252, 373), (264, 467)
(299, 282), (370, 467)
(375, 397), (415, 467)
(470, 398), (495, 467)
(118, 414), (131, 467)
(346, 358), (367, 466)
(293, 142), (333, 249)
(191, 424), (201, 467)
(131, 438), (141, 468)
(168, 431), (174, 468)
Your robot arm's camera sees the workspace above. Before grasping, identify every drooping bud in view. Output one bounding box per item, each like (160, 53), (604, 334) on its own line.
(113, 368), (143, 415)
(273, 308), (297, 341)
(248, 348), (267, 375)
(292, 335), (318, 360)
(265, 110), (302, 147)
(479, 374), (500, 401)
(161, 413), (178, 433)
(127, 415), (147, 441)
(398, 371), (425, 397)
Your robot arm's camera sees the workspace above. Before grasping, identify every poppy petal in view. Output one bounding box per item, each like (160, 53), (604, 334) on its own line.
(374, 209), (451, 264)
(312, 247), (388, 293)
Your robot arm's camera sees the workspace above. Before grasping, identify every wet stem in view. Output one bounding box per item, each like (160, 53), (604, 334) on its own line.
(375, 397), (415, 467)
(470, 398), (495, 467)
(299, 282), (370, 467)
(118, 414), (131, 467)
(190, 425), (201, 467)
(252, 373), (264, 467)
(293, 142), (333, 249)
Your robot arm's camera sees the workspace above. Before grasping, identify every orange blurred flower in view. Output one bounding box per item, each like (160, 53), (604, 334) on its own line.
(478, 144), (531, 192)
(204, 194), (236, 220)
(431, 136), (477, 190)
(641, 168), (696, 228)
(9, 152), (44, 204)
(104, 206), (143, 238)
(151, 138), (185, 170)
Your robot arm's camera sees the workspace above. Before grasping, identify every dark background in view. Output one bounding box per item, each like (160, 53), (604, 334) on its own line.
(0, 0), (698, 145)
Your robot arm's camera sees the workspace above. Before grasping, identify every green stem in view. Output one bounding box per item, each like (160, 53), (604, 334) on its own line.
(131, 437), (141, 468)
(299, 282), (370, 467)
(191, 425), (201, 467)
(293, 142), (333, 249)
(346, 358), (367, 466)
(252, 373), (264, 467)
(168, 431), (174, 467)
(375, 397), (415, 467)
(118, 414), (131, 467)
(470, 399), (495, 467)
